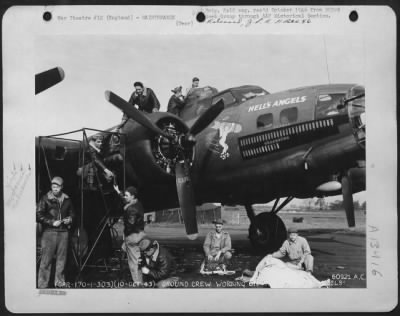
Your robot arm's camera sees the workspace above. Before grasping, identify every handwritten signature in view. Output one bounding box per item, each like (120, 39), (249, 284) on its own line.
(5, 163), (32, 209)
(206, 17), (311, 27)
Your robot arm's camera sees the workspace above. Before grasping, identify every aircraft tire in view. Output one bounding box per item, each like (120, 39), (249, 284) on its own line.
(249, 212), (287, 253)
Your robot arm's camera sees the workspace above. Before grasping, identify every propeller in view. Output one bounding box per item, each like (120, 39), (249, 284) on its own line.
(341, 171), (355, 227)
(105, 91), (224, 239)
(175, 161), (198, 239)
(35, 67), (65, 94)
(178, 99), (224, 149)
(189, 100), (224, 136)
(104, 91), (173, 140)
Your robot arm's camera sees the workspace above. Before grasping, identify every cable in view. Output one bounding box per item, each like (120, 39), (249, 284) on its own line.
(323, 35), (331, 84)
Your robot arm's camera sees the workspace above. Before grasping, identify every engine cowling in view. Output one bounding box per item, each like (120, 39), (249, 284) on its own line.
(121, 112), (194, 185)
(347, 85), (365, 149)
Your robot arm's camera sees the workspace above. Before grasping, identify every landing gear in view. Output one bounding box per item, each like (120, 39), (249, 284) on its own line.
(248, 212), (287, 252)
(245, 201), (289, 253)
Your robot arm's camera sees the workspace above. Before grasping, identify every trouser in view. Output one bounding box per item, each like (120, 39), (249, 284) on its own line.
(287, 254), (314, 272)
(38, 230), (69, 288)
(156, 276), (181, 288)
(206, 251), (233, 265)
(123, 231), (146, 284)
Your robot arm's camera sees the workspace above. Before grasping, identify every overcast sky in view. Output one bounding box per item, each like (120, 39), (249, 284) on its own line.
(33, 34), (365, 134)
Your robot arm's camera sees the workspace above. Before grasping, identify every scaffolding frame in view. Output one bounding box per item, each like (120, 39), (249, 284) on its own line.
(37, 127), (126, 278)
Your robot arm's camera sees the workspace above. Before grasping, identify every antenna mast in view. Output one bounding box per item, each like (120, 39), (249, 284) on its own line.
(323, 35), (331, 84)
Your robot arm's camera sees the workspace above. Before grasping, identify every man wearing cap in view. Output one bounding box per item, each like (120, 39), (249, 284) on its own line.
(186, 77), (200, 95)
(115, 185), (146, 284)
(127, 81), (160, 115)
(272, 227), (314, 273)
(203, 219), (232, 270)
(138, 238), (179, 288)
(77, 134), (115, 190)
(36, 176), (74, 288)
(167, 86), (185, 116)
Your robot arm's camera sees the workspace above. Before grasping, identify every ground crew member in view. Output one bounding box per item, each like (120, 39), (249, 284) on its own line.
(127, 81), (160, 114)
(203, 219), (232, 270)
(186, 77), (200, 95)
(37, 176), (74, 288)
(272, 227), (314, 273)
(167, 86), (185, 116)
(114, 185), (146, 284)
(76, 134), (115, 190)
(138, 238), (180, 288)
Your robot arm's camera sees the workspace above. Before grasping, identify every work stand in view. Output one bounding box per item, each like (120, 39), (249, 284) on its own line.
(37, 127), (126, 283)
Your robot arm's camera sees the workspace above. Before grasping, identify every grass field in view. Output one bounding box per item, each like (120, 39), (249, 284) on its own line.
(78, 209), (366, 288)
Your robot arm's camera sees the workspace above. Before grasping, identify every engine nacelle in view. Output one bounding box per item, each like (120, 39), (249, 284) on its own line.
(121, 112), (193, 185)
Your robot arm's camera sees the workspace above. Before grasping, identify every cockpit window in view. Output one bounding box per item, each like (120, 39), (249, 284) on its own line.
(316, 93), (346, 118)
(212, 92), (236, 107)
(235, 87), (268, 102)
(257, 113), (273, 128)
(241, 91), (267, 101)
(319, 95), (332, 102)
(280, 108), (298, 125)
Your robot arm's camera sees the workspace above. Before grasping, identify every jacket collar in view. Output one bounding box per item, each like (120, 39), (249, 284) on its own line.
(151, 241), (160, 261)
(124, 199), (138, 210)
(47, 191), (69, 201)
(212, 230), (225, 235)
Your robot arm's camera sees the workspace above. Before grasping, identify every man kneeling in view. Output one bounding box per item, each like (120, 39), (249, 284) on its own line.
(138, 239), (180, 288)
(272, 227), (314, 273)
(202, 219), (232, 272)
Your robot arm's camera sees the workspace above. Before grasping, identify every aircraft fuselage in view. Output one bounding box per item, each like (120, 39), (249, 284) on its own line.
(134, 83), (365, 210)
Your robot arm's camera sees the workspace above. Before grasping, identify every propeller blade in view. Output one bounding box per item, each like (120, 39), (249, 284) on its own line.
(175, 161), (198, 240)
(105, 91), (173, 140)
(189, 99), (224, 136)
(341, 172), (355, 227)
(35, 67), (65, 94)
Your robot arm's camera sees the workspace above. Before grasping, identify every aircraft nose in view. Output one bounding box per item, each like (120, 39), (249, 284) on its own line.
(347, 86), (365, 148)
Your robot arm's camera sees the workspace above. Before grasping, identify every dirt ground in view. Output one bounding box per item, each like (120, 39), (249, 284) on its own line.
(75, 210), (366, 289)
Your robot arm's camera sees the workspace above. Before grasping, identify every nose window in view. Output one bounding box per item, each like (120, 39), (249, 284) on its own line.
(316, 93), (346, 118)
